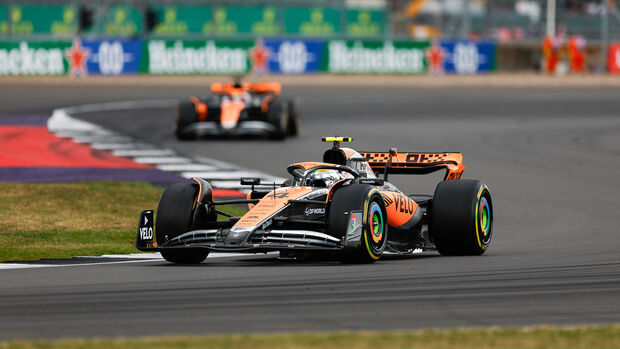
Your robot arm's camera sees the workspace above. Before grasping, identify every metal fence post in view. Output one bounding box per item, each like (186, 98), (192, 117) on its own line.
(546, 0), (556, 37)
(601, 0), (609, 72)
(462, 0), (471, 39)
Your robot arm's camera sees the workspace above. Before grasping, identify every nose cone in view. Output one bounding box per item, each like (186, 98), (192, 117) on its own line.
(220, 100), (245, 129)
(225, 228), (252, 246)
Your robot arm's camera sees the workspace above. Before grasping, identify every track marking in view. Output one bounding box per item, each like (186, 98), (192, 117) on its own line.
(179, 171), (277, 180)
(156, 164), (218, 172)
(90, 143), (150, 150)
(112, 149), (176, 157)
(0, 259), (155, 269)
(0, 252), (277, 270)
(48, 101), (286, 189)
(133, 156), (193, 165)
(209, 181), (258, 189)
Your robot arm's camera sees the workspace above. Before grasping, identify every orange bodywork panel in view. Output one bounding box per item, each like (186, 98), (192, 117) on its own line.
(220, 100), (245, 128)
(360, 151), (465, 180)
(246, 191), (255, 210)
(235, 187), (313, 227)
(189, 96), (208, 122)
(379, 191), (419, 229)
(406, 0), (428, 17)
(249, 82), (281, 95)
(261, 95), (274, 113)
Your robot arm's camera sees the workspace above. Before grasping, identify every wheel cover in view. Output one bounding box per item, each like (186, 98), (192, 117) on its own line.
(364, 200), (386, 259)
(476, 196), (492, 245)
(370, 203), (384, 243)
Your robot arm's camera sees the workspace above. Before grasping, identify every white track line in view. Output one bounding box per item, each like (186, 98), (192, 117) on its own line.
(0, 252), (276, 270)
(0, 260), (155, 269)
(156, 164), (218, 172)
(179, 171), (275, 180)
(208, 181), (255, 189)
(132, 156), (193, 164)
(112, 149), (177, 157)
(90, 143), (153, 150)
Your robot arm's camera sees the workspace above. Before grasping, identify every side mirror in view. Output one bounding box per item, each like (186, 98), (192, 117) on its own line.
(358, 178), (384, 186)
(240, 177), (261, 186)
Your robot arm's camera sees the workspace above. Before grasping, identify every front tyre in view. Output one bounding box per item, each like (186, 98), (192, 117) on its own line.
(329, 184), (388, 263)
(430, 179), (493, 255)
(267, 98), (286, 140)
(156, 183), (209, 264)
(286, 98), (299, 137)
(175, 101), (197, 140)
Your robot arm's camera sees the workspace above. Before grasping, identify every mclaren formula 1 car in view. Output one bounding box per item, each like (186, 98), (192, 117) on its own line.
(137, 137), (493, 264)
(175, 81), (299, 140)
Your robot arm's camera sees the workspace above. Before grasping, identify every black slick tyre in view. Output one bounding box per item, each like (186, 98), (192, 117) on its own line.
(156, 183), (209, 264)
(175, 101), (197, 140)
(329, 184), (388, 263)
(286, 98), (299, 137)
(430, 179), (493, 255)
(267, 98), (286, 140)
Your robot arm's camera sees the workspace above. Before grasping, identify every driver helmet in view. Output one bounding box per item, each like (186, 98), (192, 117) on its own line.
(231, 90), (243, 102)
(307, 169), (351, 187)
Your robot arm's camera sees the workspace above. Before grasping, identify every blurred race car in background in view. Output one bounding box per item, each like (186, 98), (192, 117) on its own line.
(137, 137), (493, 264)
(175, 80), (299, 140)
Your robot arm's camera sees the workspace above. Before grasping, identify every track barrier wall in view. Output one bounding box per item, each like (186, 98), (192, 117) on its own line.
(3, 38), (620, 76)
(0, 38), (504, 76)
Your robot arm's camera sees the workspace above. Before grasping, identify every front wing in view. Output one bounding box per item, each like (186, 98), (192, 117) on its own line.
(177, 120), (277, 138)
(136, 210), (364, 254)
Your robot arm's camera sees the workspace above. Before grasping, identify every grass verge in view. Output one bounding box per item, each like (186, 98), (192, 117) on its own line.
(0, 182), (245, 262)
(1, 326), (619, 349)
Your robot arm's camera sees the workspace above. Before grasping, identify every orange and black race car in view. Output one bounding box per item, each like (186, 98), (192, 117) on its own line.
(137, 137), (493, 264)
(175, 81), (299, 140)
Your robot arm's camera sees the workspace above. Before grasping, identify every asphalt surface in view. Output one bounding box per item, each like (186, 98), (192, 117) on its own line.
(1, 82), (620, 339)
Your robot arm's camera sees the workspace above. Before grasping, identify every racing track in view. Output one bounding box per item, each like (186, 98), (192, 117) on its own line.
(1, 82), (620, 339)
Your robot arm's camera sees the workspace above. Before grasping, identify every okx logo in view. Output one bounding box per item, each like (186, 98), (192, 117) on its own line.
(264, 39), (323, 74)
(82, 39), (141, 75)
(440, 40), (496, 75)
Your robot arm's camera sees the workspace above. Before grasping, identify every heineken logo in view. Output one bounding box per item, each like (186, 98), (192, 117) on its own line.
(148, 40), (248, 74)
(0, 42), (65, 76)
(328, 40), (426, 74)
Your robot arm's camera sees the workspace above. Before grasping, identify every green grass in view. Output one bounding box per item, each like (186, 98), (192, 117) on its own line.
(0, 182), (245, 262)
(1, 326), (619, 349)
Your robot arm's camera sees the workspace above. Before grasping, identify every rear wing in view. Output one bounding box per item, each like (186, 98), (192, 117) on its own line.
(359, 151), (465, 180)
(210, 82), (281, 95)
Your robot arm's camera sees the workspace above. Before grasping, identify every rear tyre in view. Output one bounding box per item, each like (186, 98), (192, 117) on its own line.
(329, 184), (388, 263)
(156, 183), (209, 264)
(286, 99), (299, 137)
(175, 101), (197, 140)
(430, 180), (493, 255)
(267, 98), (286, 140)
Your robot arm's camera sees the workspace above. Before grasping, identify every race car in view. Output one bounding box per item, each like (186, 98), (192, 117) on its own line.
(137, 137), (493, 264)
(175, 81), (299, 140)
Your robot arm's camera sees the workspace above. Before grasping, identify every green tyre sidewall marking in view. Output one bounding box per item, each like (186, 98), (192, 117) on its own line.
(362, 189), (387, 260)
(474, 185), (492, 252)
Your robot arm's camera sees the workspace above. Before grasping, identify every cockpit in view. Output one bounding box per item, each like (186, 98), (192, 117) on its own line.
(303, 168), (354, 187)
(322, 147), (377, 178)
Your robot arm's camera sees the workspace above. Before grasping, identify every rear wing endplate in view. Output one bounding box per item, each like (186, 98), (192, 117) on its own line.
(359, 151), (465, 180)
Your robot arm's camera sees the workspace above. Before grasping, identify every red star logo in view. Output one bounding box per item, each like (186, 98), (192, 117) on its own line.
(249, 39), (271, 74)
(426, 43), (446, 74)
(65, 38), (91, 77)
